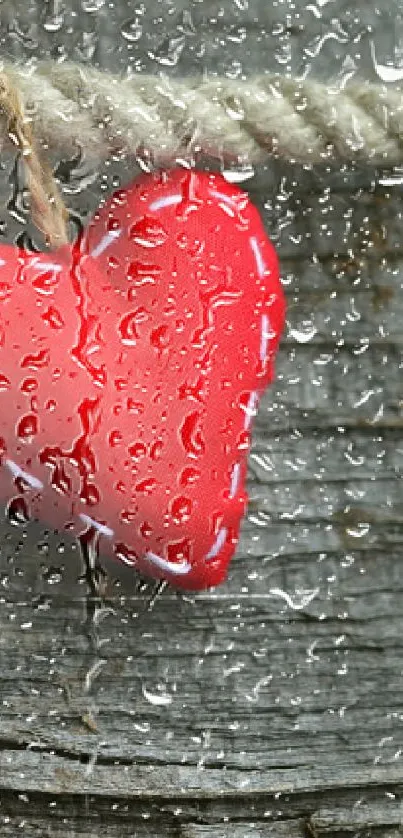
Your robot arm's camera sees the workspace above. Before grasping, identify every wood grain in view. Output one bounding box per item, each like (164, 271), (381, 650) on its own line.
(0, 3), (403, 837)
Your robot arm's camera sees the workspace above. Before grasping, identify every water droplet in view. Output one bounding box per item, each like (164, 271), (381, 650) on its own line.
(121, 16), (142, 41)
(17, 413), (39, 442)
(170, 496), (192, 524)
(179, 466), (200, 487)
(167, 537), (191, 565)
(129, 441), (147, 460)
(80, 482), (101, 506)
(81, 0), (105, 11)
(176, 171), (204, 221)
(32, 269), (60, 295)
(20, 378), (38, 394)
(127, 261), (161, 286)
(370, 40), (403, 82)
(127, 398), (145, 415)
(6, 496), (30, 526)
(179, 411), (205, 458)
(109, 430), (123, 448)
(222, 167), (255, 184)
(288, 320), (318, 344)
(129, 217), (167, 248)
(178, 376), (207, 403)
(135, 478), (157, 495)
(346, 522), (370, 539)
(0, 282), (12, 301)
(115, 377), (128, 392)
(148, 34), (185, 67)
(42, 565), (63, 585)
(115, 542), (137, 566)
(140, 521), (153, 538)
(236, 430), (250, 451)
(0, 373), (10, 391)
(142, 684), (173, 706)
(119, 312), (140, 345)
(150, 440), (163, 460)
(51, 464), (72, 496)
(150, 324), (169, 352)
(42, 306), (65, 330)
(43, 9), (65, 31)
(21, 349), (50, 370)
(120, 509), (138, 525)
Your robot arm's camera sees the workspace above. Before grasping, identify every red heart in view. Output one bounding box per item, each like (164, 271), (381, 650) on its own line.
(0, 168), (284, 590)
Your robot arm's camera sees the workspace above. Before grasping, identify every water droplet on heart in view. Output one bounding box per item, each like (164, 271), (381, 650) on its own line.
(150, 440), (163, 460)
(236, 430), (250, 451)
(111, 189), (128, 207)
(21, 349), (50, 370)
(51, 464), (72, 495)
(0, 282), (12, 301)
(0, 373), (10, 391)
(140, 521), (153, 538)
(150, 324), (169, 352)
(42, 306), (65, 329)
(121, 16), (142, 41)
(179, 466), (201, 487)
(127, 398), (145, 415)
(175, 319), (185, 334)
(120, 509), (138, 525)
(115, 377), (128, 392)
(129, 441), (147, 460)
(119, 312), (139, 345)
(163, 298), (176, 317)
(179, 411), (205, 457)
(129, 217), (167, 248)
(32, 269), (60, 295)
(167, 538), (191, 565)
(20, 378), (38, 394)
(135, 478), (157, 495)
(170, 496), (192, 524)
(109, 430), (123, 448)
(127, 260), (161, 287)
(107, 216), (121, 232)
(107, 255), (120, 272)
(6, 496), (30, 526)
(80, 483), (101, 506)
(17, 414), (38, 442)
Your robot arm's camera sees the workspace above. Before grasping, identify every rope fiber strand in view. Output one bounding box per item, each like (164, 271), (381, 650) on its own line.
(1, 60), (403, 246)
(0, 71), (69, 248)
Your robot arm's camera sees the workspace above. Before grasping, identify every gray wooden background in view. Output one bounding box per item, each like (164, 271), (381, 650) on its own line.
(1, 1), (403, 836)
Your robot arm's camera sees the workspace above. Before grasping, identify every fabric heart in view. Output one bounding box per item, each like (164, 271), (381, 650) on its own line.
(0, 168), (284, 590)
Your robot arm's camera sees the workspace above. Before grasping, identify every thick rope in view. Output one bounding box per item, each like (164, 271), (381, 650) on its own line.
(6, 61), (403, 166)
(1, 60), (403, 246)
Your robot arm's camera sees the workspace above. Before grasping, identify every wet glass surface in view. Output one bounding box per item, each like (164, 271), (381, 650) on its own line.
(0, 2), (402, 836)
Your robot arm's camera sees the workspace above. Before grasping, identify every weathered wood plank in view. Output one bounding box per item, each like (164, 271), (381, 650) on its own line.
(0, 3), (403, 838)
(182, 822), (305, 838)
(309, 804), (403, 837)
(3, 751), (403, 797)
